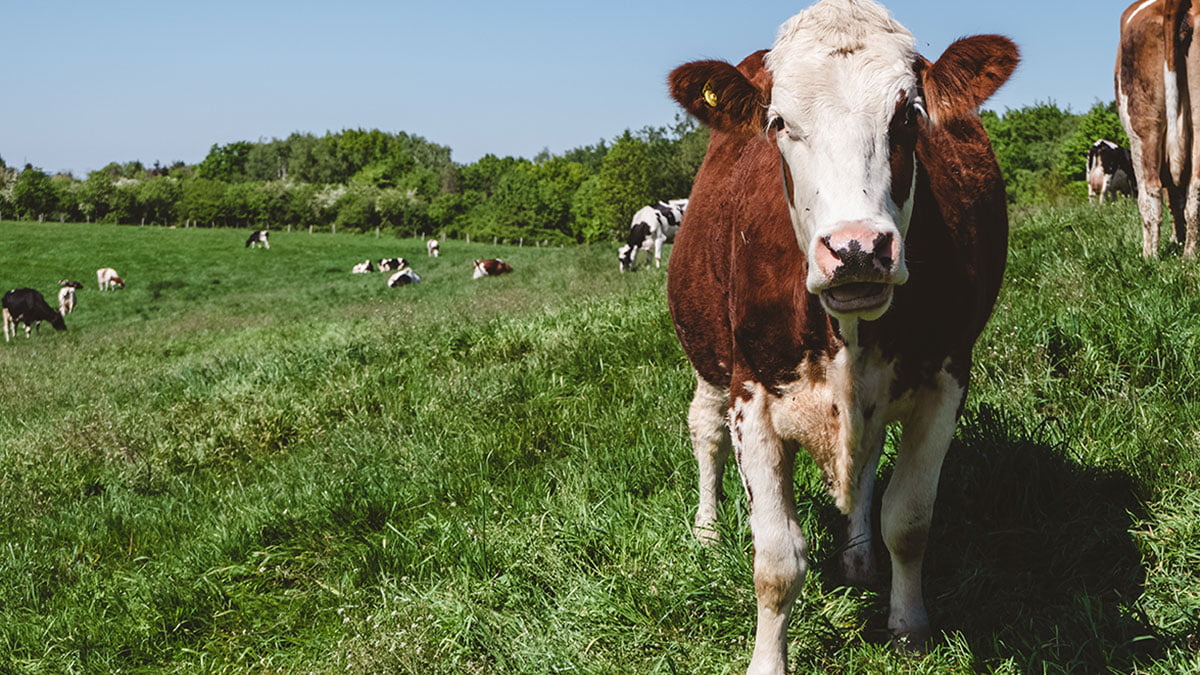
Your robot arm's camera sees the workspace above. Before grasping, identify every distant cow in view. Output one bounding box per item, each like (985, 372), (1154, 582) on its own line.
(427, 239), (440, 257)
(3, 288), (67, 342)
(1087, 139), (1136, 203)
(618, 198), (688, 272)
(472, 258), (513, 279)
(387, 266), (423, 287)
(96, 267), (125, 291)
(245, 230), (270, 249)
(379, 257), (408, 272)
(666, 0), (1016, 669)
(1117, 0), (1199, 256)
(57, 280), (83, 315)
(352, 259), (375, 274)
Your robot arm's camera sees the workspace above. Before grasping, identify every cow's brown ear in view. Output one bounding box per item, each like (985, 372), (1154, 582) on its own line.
(669, 60), (767, 136)
(921, 35), (1019, 124)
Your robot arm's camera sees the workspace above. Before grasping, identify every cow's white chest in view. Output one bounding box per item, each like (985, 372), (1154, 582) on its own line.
(764, 347), (912, 505)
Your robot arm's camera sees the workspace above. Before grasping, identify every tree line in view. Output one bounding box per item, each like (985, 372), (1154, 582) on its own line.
(0, 122), (706, 245)
(0, 100), (1128, 241)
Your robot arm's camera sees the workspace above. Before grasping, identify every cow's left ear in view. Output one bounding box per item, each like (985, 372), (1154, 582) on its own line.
(920, 35), (1019, 124)
(669, 60), (767, 136)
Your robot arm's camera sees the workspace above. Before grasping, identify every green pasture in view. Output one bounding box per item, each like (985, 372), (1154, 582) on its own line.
(0, 205), (1197, 673)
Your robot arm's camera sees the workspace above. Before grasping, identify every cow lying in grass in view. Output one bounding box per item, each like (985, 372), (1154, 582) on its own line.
(387, 265), (422, 287)
(3, 288), (67, 342)
(379, 257), (408, 272)
(472, 259), (512, 279)
(352, 259), (375, 274)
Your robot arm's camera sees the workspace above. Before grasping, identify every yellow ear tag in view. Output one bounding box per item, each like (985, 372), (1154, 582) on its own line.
(702, 80), (719, 108)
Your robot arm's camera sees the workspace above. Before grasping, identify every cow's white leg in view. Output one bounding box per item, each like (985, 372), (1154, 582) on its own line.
(689, 375), (731, 542)
(654, 237), (665, 269)
(881, 371), (965, 647)
(2, 309), (11, 342)
(733, 386), (806, 675)
(1185, 176), (1200, 257)
(1138, 185), (1163, 258)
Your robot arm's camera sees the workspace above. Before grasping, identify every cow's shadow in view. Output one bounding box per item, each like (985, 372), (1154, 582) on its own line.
(817, 404), (1165, 671)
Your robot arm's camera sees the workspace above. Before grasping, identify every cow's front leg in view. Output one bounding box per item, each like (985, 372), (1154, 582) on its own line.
(653, 237), (665, 268)
(882, 371), (965, 647)
(689, 375), (731, 542)
(732, 386), (806, 675)
(841, 427), (886, 588)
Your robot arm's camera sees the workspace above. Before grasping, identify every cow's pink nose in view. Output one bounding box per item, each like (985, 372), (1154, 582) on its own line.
(814, 223), (899, 281)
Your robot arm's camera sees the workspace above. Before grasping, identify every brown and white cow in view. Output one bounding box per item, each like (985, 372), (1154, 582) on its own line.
(472, 258), (512, 279)
(666, 1), (1017, 671)
(96, 267), (125, 291)
(1117, 0), (1200, 257)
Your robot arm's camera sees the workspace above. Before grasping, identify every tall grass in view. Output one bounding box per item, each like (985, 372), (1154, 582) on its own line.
(0, 208), (1197, 673)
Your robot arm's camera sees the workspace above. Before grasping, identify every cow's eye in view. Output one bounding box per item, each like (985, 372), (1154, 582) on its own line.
(768, 115), (785, 133)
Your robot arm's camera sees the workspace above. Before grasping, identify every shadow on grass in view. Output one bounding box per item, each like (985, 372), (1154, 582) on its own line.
(823, 404), (1166, 671)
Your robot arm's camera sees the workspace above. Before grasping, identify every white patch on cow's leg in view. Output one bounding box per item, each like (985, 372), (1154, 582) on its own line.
(654, 237), (665, 269)
(690, 375), (731, 542)
(2, 308), (11, 343)
(1138, 185), (1163, 258)
(733, 385), (807, 675)
(881, 370), (964, 647)
(1184, 178), (1200, 257)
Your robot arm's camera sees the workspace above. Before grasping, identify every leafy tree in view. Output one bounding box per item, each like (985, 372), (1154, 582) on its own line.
(137, 177), (181, 225)
(12, 166), (60, 220)
(196, 141), (253, 182)
(593, 132), (655, 238)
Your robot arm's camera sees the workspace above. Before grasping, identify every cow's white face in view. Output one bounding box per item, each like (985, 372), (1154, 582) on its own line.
(764, 1), (919, 320)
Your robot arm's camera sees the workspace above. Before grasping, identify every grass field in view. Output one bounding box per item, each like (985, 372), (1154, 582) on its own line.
(0, 205), (1197, 674)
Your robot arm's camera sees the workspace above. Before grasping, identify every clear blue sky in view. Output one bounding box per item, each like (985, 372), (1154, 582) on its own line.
(0, 1), (1132, 176)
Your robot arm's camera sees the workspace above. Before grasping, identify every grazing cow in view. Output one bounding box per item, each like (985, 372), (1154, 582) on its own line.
(352, 259), (375, 274)
(245, 229), (270, 249)
(617, 198), (689, 272)
(1117, 0), (1200, 257)
(379, 257), (408, 272)
(386, 266), (422, 287)
(3, 288), (67, 342)
(57, 280), (83, 315)
(472, 258), (513, 279)
(427, 239), (441, 257)
(666, 1), (1017, 669)
(1087, 139), (1136, 203)
(96, 267), (125, 291)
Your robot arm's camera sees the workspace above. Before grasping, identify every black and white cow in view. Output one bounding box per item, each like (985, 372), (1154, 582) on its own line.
(1087, 139), (1136, 204)
(352, 259), (375, 274)
(245, 229), (270, 249)
(427, 239), (441, 257)
(379, 257), (408, 272)
(57, 280), (83, 315)
(3, 288), (67, 342)
(387, 265), (423, 287)
(618, 198), (689, 271)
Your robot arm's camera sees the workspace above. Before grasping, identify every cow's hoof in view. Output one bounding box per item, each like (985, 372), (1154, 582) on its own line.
(890, 628), (931, 654)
